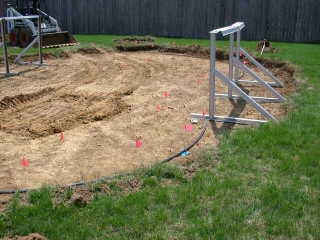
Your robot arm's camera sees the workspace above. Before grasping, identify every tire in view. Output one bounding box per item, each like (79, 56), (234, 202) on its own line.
(19, 29), (33, 48)
(9, 29), (19, 46)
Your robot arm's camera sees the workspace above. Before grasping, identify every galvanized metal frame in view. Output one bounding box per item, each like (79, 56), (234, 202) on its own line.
(191, 22), (286, 125)
(0, 15), (45, 77)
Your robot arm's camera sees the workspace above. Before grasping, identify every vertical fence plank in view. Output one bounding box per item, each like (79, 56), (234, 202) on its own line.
(39, 0), (320, 42)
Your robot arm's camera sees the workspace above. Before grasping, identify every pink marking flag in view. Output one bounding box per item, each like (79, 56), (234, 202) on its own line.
(243, 60), (249, 65)
(21, 157), (29, 167)
(135, 139), (143, 148)
(163, 91), (169, 97)
(156, 105), (161, 111)
(60, 132), (65, 142)
(185, 124), (193, 132)
(119, 63), (128, 69)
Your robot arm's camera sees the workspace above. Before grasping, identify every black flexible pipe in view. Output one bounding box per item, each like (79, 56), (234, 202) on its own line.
(0, 120), (208, 195)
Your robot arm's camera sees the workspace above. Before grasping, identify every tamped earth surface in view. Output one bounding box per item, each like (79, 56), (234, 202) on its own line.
(0, 50), (294, 190)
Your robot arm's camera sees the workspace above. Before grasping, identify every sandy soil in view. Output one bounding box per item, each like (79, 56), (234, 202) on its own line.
(0, 50), (295, 191)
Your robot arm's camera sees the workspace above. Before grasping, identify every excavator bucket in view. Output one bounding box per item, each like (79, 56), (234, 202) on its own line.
(41, 31), (78, 48)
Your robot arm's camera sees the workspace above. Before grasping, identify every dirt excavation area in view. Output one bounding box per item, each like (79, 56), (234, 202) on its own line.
(0, 49), (295, 191)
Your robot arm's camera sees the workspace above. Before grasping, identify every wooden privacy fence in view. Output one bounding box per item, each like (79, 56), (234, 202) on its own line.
(1, 0), (320, 42)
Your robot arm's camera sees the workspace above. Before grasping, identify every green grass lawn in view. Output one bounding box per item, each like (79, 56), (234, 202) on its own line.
(0, 35), (319, 239)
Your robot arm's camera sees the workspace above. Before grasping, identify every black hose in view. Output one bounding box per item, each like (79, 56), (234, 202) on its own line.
(0, 120), (208, 195)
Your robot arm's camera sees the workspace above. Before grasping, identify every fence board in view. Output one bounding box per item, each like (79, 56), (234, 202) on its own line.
(1, 0), (319, 42)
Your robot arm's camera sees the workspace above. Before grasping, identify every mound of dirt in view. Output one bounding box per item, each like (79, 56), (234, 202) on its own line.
(76, 47), (103, 55)
(114, 36), (156, 44)
(114, 36), (159, 52)
(115, 41), (229, 60)
(2, 233), (47, 240)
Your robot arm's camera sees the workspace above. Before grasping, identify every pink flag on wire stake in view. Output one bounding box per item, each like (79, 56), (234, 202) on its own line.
(21, 157), (29, 167)
(163, 91), (169, 97)
(135, 139), (143, 148)
(185, 124), (193, 132)
(60, 132), (65, 142)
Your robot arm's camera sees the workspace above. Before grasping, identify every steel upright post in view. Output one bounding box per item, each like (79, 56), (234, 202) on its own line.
(209, 33), (216, 118)
(1, 19), (10, 75)
(235, 30), (241, 81)
(228, 33), (234, 98)
(37, 16), (43, 65)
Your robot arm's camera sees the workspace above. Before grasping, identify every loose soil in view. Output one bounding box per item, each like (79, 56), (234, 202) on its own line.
(0, 49), (295, 191)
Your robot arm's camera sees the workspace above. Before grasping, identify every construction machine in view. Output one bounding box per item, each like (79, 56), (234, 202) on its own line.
(5, 0), (78, 48)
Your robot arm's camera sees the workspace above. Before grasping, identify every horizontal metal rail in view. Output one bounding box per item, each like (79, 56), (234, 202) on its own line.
(215, 93), (282, 103)
(235, 79), (279, 87)
(191, 113), (268, 125)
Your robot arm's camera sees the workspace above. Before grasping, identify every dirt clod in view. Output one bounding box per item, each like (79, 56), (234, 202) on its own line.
(70, 189), (93, 207)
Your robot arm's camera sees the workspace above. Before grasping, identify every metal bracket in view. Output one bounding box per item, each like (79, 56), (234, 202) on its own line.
(0, 15), (45, 78)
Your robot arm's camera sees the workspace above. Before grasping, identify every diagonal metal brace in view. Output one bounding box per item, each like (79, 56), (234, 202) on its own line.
(233, 58), (286, 102)
(240, 48), (284, 87)
(14, 36), (39, 64)
(215, 70), (277, 121)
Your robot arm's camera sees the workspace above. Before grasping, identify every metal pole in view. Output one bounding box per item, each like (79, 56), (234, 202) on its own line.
(1, 19), (10, 75)
(235, 30), (241, 81)
(37, 16), (43, 65)
(209, 33), (216, 119)
(228, 33), (234, 98)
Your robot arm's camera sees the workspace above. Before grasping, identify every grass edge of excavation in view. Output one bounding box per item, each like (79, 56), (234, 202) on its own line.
(0, 36), (319, 239)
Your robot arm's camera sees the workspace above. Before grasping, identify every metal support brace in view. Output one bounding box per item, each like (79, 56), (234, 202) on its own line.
(240, 48), (284, 87)
(191, 113), (268, 125)
(0, 15), (44, 77)
(228, 33), (234, 98)
(209, 33), (216, 119)
(191, 22), (287, 124)
(0, 19), (18, 77)
(235, 79), (280, 87)
(215, 70), (277, 121)
(14, 16), (45, 66)
(37, 16), (44, 65)
(215, 93), (283, 103)
(233, 58), (286, 102)
(235, 30), (241, 81)
(14, 36), (39, 64)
